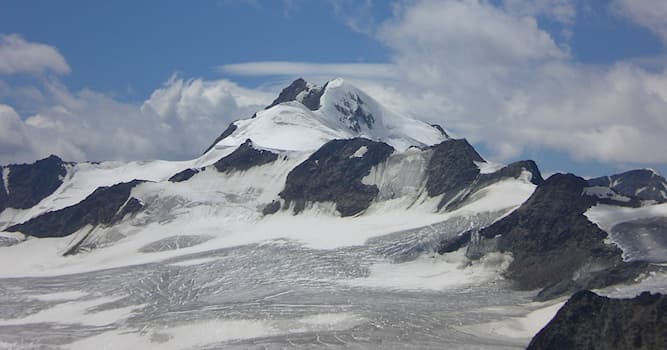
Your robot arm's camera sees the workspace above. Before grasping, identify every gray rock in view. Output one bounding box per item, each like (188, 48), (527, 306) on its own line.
(425, 139), (484, 210)
(202, 122), (238, 154)
(265, 78), (309, 110)
(213, 139), (278, 173)
(279, 138), (394, 217)
(588, 169), (667, 205)
(437, 231), (472, 254)
(332, 93), (375, 132)
(444, 159), (544, 211)
(0, 155), (68, 212)
(430, 124), (449, 138)
(301, 82), (328, 110)
(6, 180), (145, 238)
(478, 173), (624, 292)
(528, 290), (667, 350)
(262, 200), (281, 216)
(168, 168), (199, 183)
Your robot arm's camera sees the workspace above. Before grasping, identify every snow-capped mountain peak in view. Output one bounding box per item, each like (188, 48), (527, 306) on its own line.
(205, 78), (449, 153)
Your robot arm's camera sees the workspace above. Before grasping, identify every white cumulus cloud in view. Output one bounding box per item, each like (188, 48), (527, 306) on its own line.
(0, 77), (272, 164)
(0, 34), (70, 76)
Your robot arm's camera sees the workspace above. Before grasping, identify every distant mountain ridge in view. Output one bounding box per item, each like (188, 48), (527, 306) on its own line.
(1, 77), (666, 308)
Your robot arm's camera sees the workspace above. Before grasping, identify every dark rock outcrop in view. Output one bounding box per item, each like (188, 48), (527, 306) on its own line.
(444, 160), (545, 212)
(528, 290), (667, 350)
(0, 155), (68, 212)
(477, 174), (625, 292)
(0, 172), (7, 213)
(6, 180), (145, 238)
(437, 231), (472, 254)
(301, 82), (327, 110)
(266, 78), (309, 110)
(203, 122), (238, 154)
(425, 139), (544, 211)
(265, 78), (328, 111)
(279, 138), (394, 217)
(168, 168), (200, 183)
(535, 261), (654, 301)
(430, 124), (449, 138)
(425, 139), (485, 209)
(262, 200), (281, 215)
(214, 139), (278, 173)
(333, 93), (375, 132)
(483, 160), (544, 186)
(588, 169), (667, 205)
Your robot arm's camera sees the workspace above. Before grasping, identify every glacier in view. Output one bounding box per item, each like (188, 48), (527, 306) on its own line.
(1, 78), (667, 349)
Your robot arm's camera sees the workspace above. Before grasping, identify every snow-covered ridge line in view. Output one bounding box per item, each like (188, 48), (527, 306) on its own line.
(205, 77), (449, 154)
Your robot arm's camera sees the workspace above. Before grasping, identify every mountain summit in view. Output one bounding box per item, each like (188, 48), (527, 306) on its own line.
(204, 78), (449, 153)
(1, 77), (667, 349)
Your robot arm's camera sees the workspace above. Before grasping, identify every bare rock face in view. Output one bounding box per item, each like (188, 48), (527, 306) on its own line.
(425, 139), (543, 211)
(203, 122), (238, 154)
(168, 168), (200, 183)
(0, 155), (68, 213)
(425, 139), (484, 208)
(528, 290), (667, 350)
(6, 180), (145, 238)
(477, 174), (627, 293)
(213, 139), (278, 173)
(588, 169), (667, 205)
(265, 78), (309, 110)
(279, 138), (394, 217)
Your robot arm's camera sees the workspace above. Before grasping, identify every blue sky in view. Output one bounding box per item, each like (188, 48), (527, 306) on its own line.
(0, 1), (391, 100)
(1, 0), (667, 177)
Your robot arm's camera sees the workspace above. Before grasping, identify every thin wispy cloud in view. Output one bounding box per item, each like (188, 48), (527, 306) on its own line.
(611, 0), (667, 43)
(219, 61), (396, 79)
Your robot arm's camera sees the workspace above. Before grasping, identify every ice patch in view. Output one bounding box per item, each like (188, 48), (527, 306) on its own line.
(1, 167), (9, 194)
(0, 295), (140, 327)
(362, 149), (430, 203)
(66, 312), (364, 350)
(350, 145), (368, 158)
(342, 250), (512, 291)
(28, 290), (88, 302)
(168, 257), (220, 267)
(586, 203), (667, 262)
(585, 202), (667, 232)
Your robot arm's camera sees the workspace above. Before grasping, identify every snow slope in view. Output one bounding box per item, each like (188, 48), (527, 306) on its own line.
(209, 78), (447, 153)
